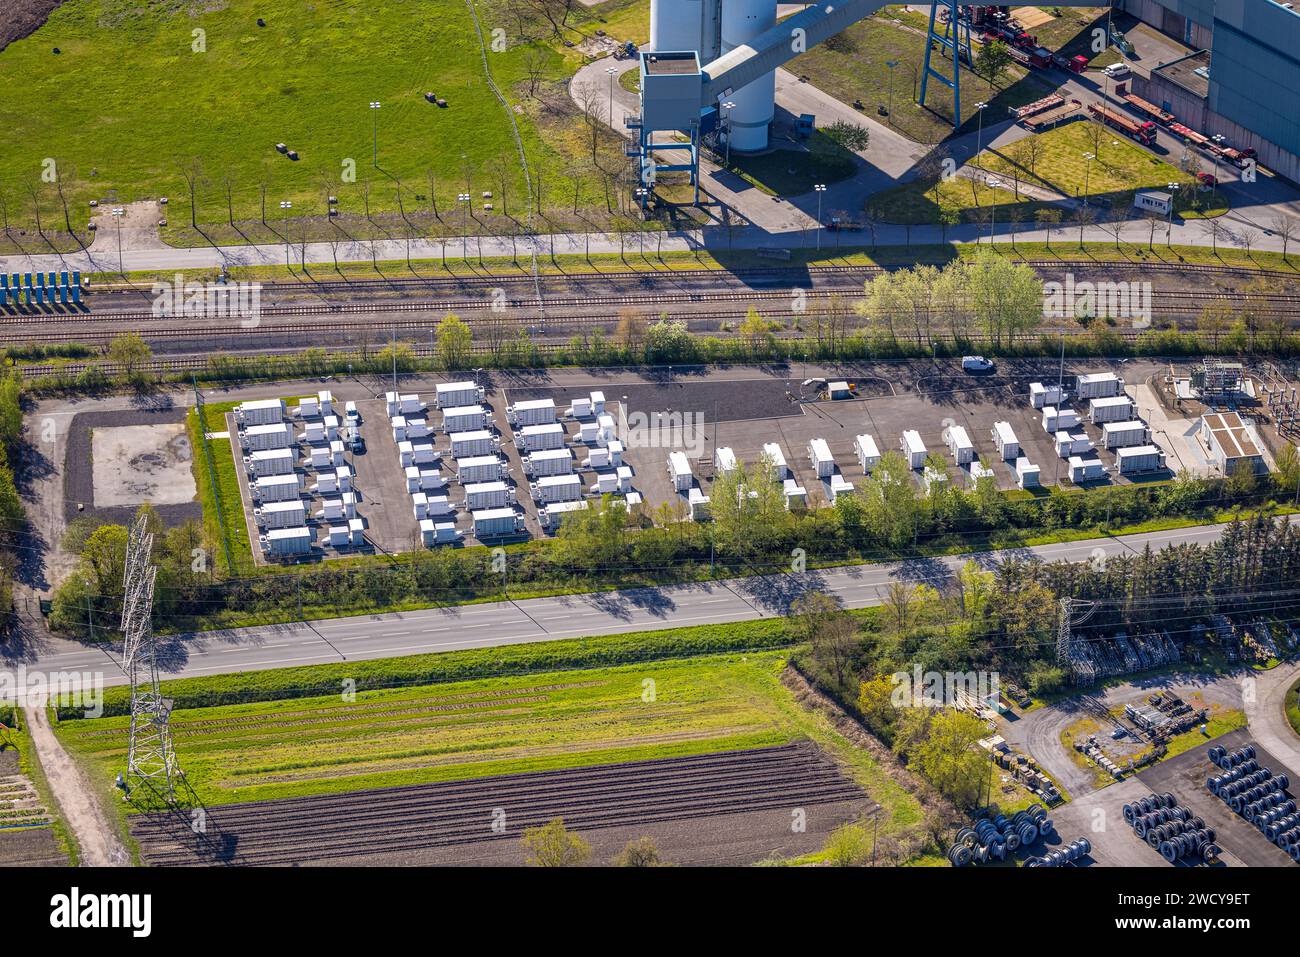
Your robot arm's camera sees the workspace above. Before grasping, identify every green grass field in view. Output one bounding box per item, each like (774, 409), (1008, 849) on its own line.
(54, 652), (919, 834)
(1287, 675), (1300, 738)
(188, 399), (255, 576)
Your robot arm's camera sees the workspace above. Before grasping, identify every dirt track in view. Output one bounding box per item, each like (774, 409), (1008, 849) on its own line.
(131, 743), (875, 866)
(0, 0), (64, 52)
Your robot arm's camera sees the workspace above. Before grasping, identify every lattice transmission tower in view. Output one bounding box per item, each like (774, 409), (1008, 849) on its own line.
(121, 514), (180, 802)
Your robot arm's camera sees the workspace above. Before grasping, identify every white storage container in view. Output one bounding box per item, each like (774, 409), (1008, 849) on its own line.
(828, 473), (855, 502)
(317, 390), (334, 416)
(687, 487), (710, 521)
(411, 491), (430, 520)
(390, 415), (407, 443)
(328, 525), (350, 548)
(668, 451), (693, 492)
(436, 381), (482, 409)
(596, 413), (617, 446)
(809, 438), (835, 478)
(330, 440), (346, 467)
(589, 391), (606, 414)
(404, 417), (431, 440)
(1116, 445), (1166, 474)
(1068, 456), (1107, 483)
(1089, 395), (1135, 424)
(256, 499), (306, 529)
(1015, 457), (1041, 489)
(607, 440), (624, 467)
(854, 434), (880, 473)
(782, 479), (807, 509)
(584, 447), (611, 469)
(968, 461), (996, 482)
(253, 473), (300, 502)
(517, 422), (566, 453)
(1029, 382), (1063, 410)
(762, 442), (788, 480)
(336, 464), (352, 492)
(566, 396), (592, 419)
(301, 421), (326, 444)
(465, 481), (514, 510)
(715, 446), (738, 477)
(236, 398), (285, 426)
(1101, 420), (1151, 450)
(450, 429), (497, 459)
(442, 405), (488, 433)
(319, 497), (345, 521)
(900, 430), (926, 470)
(577, 421), (599, 444)
(473, 507), (523, 538)
(298, 396), (319, 418)
(420, 519), (462, 545)
(457, 455), (503, 484)
(385, 391), (400, 416)
(592, 471), (619, 495)
(322, 415), (340, 441)
(399, 393), (424, 415)
(405, 465), (446, 491)
(943, 425), (975, 465)
(242, 422), (292, 451)
(262, 526), (312, 556)
(508, 398), (556, 427)
(1042, 406), (1080, 433)
(397, 440), (415, 468)
(539, 499), (588, 530)
(1055, 430), (1093, 458)
(533, 473), (583, 503)
(922, 467), (948, 494)
(349, 517), (365, 546)
(1075, 372), (1124, 400)
(992, 421), (1020, 461)
(309, 444), (333, 469)
(410, 441), (437, 465)
(246, 448), (295, 477)
(316, 470), (340, 495)
(424, 494), (453, 517)
(525, 448), (573, 477)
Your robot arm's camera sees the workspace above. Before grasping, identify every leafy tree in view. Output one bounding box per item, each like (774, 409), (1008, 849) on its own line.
(791, 591), (859, 689)
(823, 120), (870, 152)
(899, 708), (988, 806)
(822, 821), (873, 866)
(108, 332), (152, 384)
(974, 40), (1012, 88)
(435, 313), (473, 369)
(614, 836), (663, 867)
(521, 817), (591, 867)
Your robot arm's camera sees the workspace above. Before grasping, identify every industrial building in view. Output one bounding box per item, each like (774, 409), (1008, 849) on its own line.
(1120, 0), (1300, 181)
(1200, 411), (1266, 475)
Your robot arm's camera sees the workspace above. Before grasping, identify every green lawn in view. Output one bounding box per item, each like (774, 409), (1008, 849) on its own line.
(0, 0), (607, 253)
(869, 122), (1228, 225)
(188, 399), (255, 576)
(725, 133), (860, 196)
(1287, 675), (1300, 738)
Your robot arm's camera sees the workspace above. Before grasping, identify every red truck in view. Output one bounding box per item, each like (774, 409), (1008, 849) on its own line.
(1088, 103), (1157, 145)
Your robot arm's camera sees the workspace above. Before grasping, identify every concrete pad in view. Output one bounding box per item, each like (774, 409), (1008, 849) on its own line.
(90, 423), (196, 507)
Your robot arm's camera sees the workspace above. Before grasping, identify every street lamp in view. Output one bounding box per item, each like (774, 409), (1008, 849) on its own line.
(634, 185), (649, 216)
(974, 101), (989, 169)
(279, 201), (293, 267)
(813, 183), (827, 250)
(606, 65), (618, 130)
(721, 100), (737, 167)
(1210, 134), (1226, 194)
(1082, 151), (1096, 206)
(370, 101), (381, 167)
(457, 192), (471, 261)
(1165, 181), (1181, 246)
(986, 178), (1002, 243)
(885, 60), (899, 123)
(110, 207), (126, 275)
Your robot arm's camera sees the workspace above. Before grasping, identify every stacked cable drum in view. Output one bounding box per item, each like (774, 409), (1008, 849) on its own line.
(1122, 792), (1219, 864)
(947, 804), (1058, 866)
(1206, 743), (1299, 862)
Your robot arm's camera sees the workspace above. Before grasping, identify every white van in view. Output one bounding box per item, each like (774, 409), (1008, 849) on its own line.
(1103, 62), (1131, 79)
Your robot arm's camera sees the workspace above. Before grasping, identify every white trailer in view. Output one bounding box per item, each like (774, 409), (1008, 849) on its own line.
(1029, 382), (1063, 410)
(517, 422), (566, 453)
(420, 519), (463, 545)
(942, 425), (975, 466)
(524, 448), (573, 477)
(253, 473), (301, 503)
(828, 473), (855, 502)
(328, 525), (350, 548)
(450, 430), (497, 459)
(1055, 430), (1094, 458)
(809, 438), (835, 478)
(668, 451), (693, 492)
(458, 455), (503, 484)
(1015, 457), (1041, 489)
(298, 395), (320, 418)
(236, 398), (285, 426)
(532, 473), (583, 503)
(539, 499), (588, 530)
(465, 481), (514, 510)
(687, 487), (710, 521)
(405, 466), (446, 492)
(1068, 456), (1107, 483)
(1089, 395), (1135, 424)
(399, 393), (425, 415)
(255, 499), (307, 529)
(762, 442), (788, 480)
(261, 526), (312, 557)
(473, 507), (524, 538)
(442, 405), (489, 433)
(854, 434), (881, 473)
(245, 448), (295, 478)
(1101, 420), (1151, 450)
(1116, 445), (1166, 474)
(901, 430), (927, 470)
(584, 447), (611, 469)
(992, 421), (1020, 461)
(404, 417), (432, 440)
(410, 441), (437, 465)
(1075, 372), (1124, 400)
(242, 422), (292, 451)
(436, 381), (483, 409)
(565, 395), (592, 419)
(1042, 406), (1081, 433)
(508, 398), (556, 427)
(301, 420), (326, 444)
(782, 478), (808, 509)
(714, 446), (738, 477)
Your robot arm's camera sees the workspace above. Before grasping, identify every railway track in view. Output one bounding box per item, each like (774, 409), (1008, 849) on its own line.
(129, 743), (865, 866)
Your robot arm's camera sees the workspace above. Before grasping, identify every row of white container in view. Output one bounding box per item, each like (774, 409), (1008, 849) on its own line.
(244, 444), (346, 478)
(251, 467), (355, 502)
(259, 516), (367, 556)
(254, 492), (358, 528)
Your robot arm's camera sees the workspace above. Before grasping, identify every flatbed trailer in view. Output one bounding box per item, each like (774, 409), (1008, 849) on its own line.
(1025, 98), (1081, 130)
(1122, 93), (1174, 125)
(1089, 103), (1156, 145)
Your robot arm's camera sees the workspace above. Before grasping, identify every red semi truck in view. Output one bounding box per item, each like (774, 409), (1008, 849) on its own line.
(1088, 103), (1157, 145)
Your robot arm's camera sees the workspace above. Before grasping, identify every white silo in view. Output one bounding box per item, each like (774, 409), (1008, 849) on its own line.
(650, 0), (705, 54)
(721, 0), (777, 152)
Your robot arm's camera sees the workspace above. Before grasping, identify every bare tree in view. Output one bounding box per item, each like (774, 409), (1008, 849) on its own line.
(1238, 225), (1262, 259)
(24, 178), (45, 237)
(573, 81), (605, 161)
(1269, 214), (1295, 260)
(178, 158), (205, 229)
(1200, 218), (1224, 254)
(426, 169), (440, 219)
(523, 46), (547, 97)
(223, 173), (237, 226)
(1071, 204), (1096, 247)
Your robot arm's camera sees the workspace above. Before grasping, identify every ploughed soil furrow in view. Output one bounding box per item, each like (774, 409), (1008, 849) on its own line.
(131, 743), (871, 865)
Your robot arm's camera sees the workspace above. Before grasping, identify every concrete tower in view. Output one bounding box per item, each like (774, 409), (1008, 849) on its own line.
(719, 0), (776, 152)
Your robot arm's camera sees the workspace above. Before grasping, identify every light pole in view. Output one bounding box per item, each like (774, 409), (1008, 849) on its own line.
(973, 101), (989, 170)
(886, 60), (898, 123)
(634, 185), (649, 217)
(1082, 151), (1096, 206)
(458, 192), (471, 261)
(111, 207), (125, 276)
(721, 100), (736, 167)
(813, 183), (827, 250)
(279, 200), (293, 268)
(986, 178), (1001, 243)
(370, 101), (381, 167)
(606, 65), (618, 130)
(1165, 181), (1180, 246)
(1210, 134), (1226, 195)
